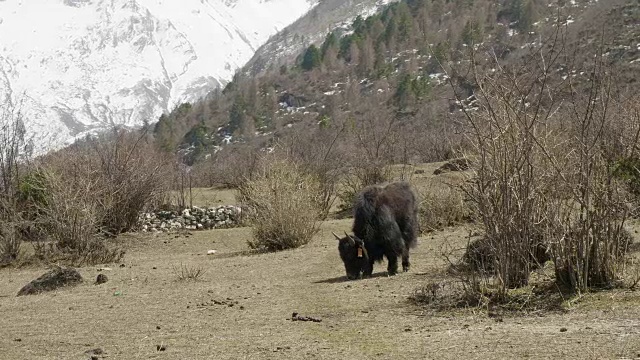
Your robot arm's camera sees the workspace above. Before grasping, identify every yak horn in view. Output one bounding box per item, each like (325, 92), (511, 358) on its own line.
(344, 232), (356, 246)
(332, 232), (342, 241)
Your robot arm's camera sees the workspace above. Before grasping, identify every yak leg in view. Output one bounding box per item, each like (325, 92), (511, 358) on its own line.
(386, 253), (399, 276)
(362, 259), (374, 278)
(402, 250), (410, 272)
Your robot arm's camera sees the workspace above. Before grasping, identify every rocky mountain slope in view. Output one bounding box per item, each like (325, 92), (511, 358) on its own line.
(0, 0), (317, 154)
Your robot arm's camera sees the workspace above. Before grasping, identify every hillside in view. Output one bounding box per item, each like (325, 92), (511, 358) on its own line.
(0, 0), (317, 154)
(157, 0), (639, 180)
(243, 0), (400, 77)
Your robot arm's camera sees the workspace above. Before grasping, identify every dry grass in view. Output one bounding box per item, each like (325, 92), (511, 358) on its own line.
(172, 263), (207, 281)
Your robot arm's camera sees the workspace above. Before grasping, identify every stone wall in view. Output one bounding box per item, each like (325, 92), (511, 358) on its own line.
(138, 205), (243, 232)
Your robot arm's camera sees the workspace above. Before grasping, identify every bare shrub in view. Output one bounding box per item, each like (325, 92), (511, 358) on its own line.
(237, 155), (323, 252)
(172, 263), (206, 281)
(336, 94), (405, 213)
(282, 122), (349, 219)
(0, 223), (21, 266)
(203, 144), (261, 188)
(34, 170), (124, 265)
(89, 129), (169, 235)
(547, 94), (638, 290)
(445, 29), (565, 296)
(459, 235), (550, 274)
(0, 100), (31, 265)
(448, 25), (638, 295)
(42, 129), (168, 236)
(418, 182), (471, 232)
(20, 128), (163, 265)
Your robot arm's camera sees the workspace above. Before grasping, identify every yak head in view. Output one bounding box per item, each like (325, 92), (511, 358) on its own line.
(334, 232), (369, 280)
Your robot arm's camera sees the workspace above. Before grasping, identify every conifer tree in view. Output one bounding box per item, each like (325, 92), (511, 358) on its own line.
(301, 45), (321, 71)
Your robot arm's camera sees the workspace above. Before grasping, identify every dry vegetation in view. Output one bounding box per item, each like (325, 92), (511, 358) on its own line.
(0, 118), (168, 267)
(441, 23), (640, 297)
(238, 154), (325, 251)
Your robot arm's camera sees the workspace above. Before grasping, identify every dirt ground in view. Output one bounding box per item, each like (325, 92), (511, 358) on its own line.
(2, 164), (640, 359)
(1, 221), (640, 360)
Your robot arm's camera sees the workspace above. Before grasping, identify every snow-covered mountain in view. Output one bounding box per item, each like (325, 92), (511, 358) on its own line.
(0, 0), (317, 154)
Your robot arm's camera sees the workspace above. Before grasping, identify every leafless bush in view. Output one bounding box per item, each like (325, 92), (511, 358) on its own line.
(0, 223), (21, 266)
(448, 25), (638, 296)
(547, 93), (638, 291)
(203, 144), (261, 188)
(31, 169), (124, 265)
(89, 129), (169, 235)
(0, 100), (31, 265)
(418, 181), (471, 232)
(237, 155), (323, 251)
(282, 122), (349, 219)
(335, 95), (405, 213)
(20, 128), (164, 265)
(452, 63), (555, 294)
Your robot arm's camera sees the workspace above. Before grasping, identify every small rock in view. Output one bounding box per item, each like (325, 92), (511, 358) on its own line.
(156, 344), (167, 351)
(85, 348), (104, 355)
(560, 327), (568, 332)
(95, 274), (108, 285)
(13, 338), (21, 342)
(119, 264), (126, 268)
(156, 326), (161, 330)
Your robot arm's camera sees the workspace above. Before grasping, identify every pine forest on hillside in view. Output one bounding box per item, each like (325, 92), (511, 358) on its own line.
(150, 0), (638, 184)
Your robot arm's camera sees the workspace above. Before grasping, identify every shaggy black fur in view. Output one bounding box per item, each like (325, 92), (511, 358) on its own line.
(336, 182), (418, 280)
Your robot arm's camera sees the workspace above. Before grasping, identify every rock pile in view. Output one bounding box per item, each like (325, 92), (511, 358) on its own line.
(138, 205), (243, 232)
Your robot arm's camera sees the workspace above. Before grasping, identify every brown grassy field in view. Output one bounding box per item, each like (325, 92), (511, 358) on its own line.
(1, 162), (640, 360)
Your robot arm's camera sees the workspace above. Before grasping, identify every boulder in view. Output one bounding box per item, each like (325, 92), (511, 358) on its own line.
(17, 266), (83, 296)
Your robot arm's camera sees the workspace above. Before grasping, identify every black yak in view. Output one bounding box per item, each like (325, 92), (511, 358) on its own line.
(334, 181), (418, 280)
